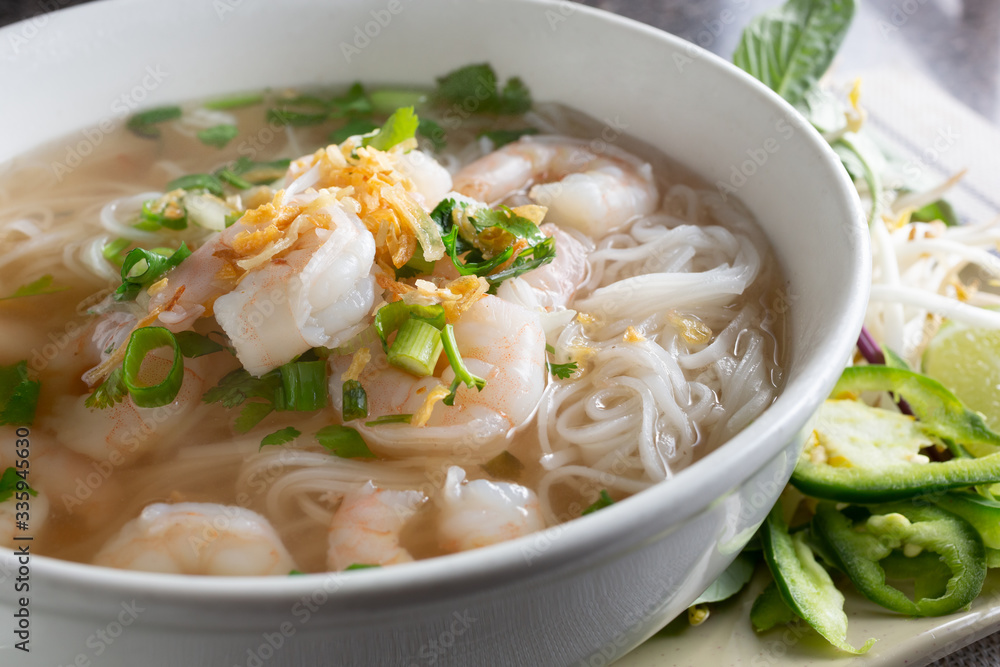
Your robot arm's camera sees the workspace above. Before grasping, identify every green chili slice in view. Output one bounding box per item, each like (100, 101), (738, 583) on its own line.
(812, 501), (986, 617)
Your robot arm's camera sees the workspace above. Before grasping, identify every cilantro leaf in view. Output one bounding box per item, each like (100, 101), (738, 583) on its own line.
(260, 426), (301, 449)
(478, 127), (538, 148)
(85, 368), (127, 410)
(196, 124), (239, 148)
(582, 490), (614, 516)
(434, 64), (533, 115)
(0, 361), (40, 426)
(315, 425), (376, 459)
(175, 331), (228, 358)
(0, 275), (69, 301)
(0, 467), (36, 504)
(235, 402), (274, 433)
(548, 361), (578, 379)
(329, 118), (379, 144)
(362, 106), (419, 151)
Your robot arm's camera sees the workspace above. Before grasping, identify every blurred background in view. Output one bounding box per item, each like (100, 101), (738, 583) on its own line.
(2, 0), (998, 122)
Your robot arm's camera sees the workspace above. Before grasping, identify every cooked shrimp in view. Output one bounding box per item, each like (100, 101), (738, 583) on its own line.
(332, 295), (547, 461)
(453, 136), (659, 237)
(50, 351), (212, 465)
(93, 502), (297, 575)
(499, 222), (592, 309)
(437, 466), (544, 552)
(326, 481), (425, 571)
(213, 196), (376, 375)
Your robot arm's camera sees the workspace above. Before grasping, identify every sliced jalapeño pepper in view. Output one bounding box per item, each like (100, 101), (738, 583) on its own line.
(813, 501), (986, 617)
(759, 504), (875, 653)
(791, 366), (1000, 503)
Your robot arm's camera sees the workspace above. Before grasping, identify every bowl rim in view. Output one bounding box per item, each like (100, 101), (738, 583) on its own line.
(0, 0), (870, 605)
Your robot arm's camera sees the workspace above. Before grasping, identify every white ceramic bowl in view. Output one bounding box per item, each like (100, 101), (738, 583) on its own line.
(0, 1), (869, 665)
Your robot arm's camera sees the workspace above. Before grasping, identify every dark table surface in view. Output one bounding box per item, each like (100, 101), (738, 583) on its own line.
(3, 0), (999, 665)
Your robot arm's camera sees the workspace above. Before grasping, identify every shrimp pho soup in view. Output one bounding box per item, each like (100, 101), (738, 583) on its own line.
(0, 65), (785, 575)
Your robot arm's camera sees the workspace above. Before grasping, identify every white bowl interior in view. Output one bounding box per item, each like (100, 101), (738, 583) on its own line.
(0, 0), (868, 659)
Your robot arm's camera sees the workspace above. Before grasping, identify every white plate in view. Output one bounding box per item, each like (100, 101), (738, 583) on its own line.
(620, 570), (1000, 666)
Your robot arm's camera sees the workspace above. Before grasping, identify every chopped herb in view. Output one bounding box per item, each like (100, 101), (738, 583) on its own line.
(362, 106), (419, 151)
(216, 169), (253, 190)
(85, 368), (127, 410)
(138, 197), (187, 231)
(260, 426), (301, 449)
(202, 368), (282, 409)
(911, 198), (960, 227)
(548, 361), (578, 379)
(418, 118), (447, 151)
(203, 92), (264, 110)
(329, 118), (379, 144)
(175, 331), (228, 358)
(127, 105), (182, 138)
(364, 414), (413, 426)
(196, 124), (239, 148)
(315, 425), (376, 459)
(288, 569), (304, 576)
(267, 108), (329, 126)
(165, 173), (226, 198)
(121, 327), (184, 408)
(433, 64), (532, 115)
(235, 402), (274, 433)
(387, 318), (444, 377)
(478, 127), (538, 148)
(545, 343), (555, 354)
(342, 379), (368, 421)
(220, 156), (291, 185)
(480, 451), (524, 480)
(102, 238), (131, 266)
(0, 361), (40, 426)
(0, 467), (36, 504)
(224, 211), (243, 227)
(732, 0), (856, 109)
(1, 274), (68, 301)
(582, 490), (614, 515)
(114, 244), (191, 301)
(345, 563), (381, 570)
(331, 82), (374, 118)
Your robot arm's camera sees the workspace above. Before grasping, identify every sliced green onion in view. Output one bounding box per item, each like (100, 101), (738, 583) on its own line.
(316, 425), (376, 459)
(203, 92), (265, 110)
(102, 238), (131, 266)
(139, 199), (187, 231)
(582, 490), (614, 515)
(224, 157), (290, 184)
(114, 244), (191, 301)
(373, 302), (446, 351)
(364, 414), (412, 426)
(369, 89), (427, 114)
(216, 169), (253, 190)
(267, 108), (329, 126)
(235, 402), (274, 433)
(440, 324), (486, 406)
(165, 173), (226, 197)
(197, 124), (239, 148)
(0, 275), (68, 301)
(127, 106), (182, 138)
(121, 327), (184, 408)
(345, 563), (381, 570)
(342, 379), (368, 421)
(387, 319), (444, 377)
(276, 360), (328, 412)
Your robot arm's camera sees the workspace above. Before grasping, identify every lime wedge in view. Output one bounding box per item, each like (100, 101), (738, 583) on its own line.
(923, 320), (1000, 431)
